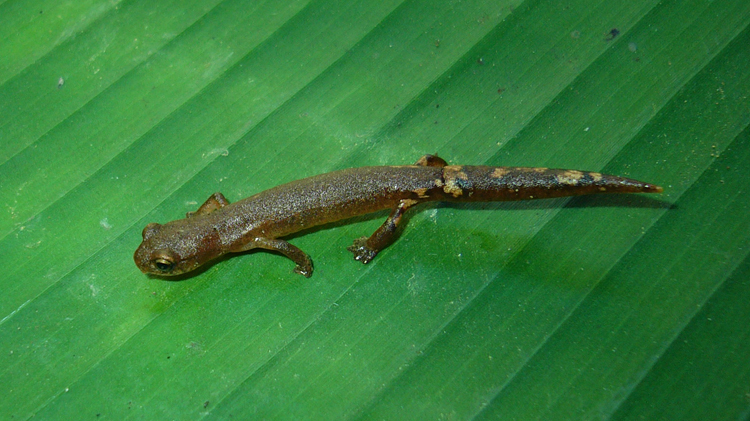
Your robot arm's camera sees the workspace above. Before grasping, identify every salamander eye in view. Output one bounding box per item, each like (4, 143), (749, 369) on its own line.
(154, 258), (175, 272)
(150, 250), (177, 273)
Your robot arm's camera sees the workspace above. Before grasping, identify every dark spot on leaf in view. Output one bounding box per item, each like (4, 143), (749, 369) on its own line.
(605, 28), (620, 41)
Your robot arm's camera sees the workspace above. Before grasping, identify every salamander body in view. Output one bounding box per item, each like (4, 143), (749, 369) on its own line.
(134, 155), (662, 277)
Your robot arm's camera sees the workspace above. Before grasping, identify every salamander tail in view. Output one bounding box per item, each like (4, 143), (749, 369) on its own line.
(438, 165), (663, 202)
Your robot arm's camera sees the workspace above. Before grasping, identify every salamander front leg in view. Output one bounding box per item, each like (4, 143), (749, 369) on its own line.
(348, 199), (419, 264)
(252, 237), (314, 277)
(187, 192), (230, 218)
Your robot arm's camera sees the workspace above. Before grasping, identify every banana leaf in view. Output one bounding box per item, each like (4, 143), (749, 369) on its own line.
(1, 0), (749, 419)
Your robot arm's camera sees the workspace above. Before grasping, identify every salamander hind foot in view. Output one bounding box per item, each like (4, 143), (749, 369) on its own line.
(347, 237), (379, 264)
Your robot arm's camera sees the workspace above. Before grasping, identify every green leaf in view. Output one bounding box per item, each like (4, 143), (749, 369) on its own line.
(2, 0), (749, 419)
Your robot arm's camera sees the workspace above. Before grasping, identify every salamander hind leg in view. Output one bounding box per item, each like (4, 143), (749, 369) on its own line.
(414, 154), (447, 167)
(187, 192), (230, 218)
(347, 198), (419, 264)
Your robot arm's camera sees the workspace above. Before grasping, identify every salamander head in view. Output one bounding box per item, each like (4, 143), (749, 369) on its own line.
(134, 221), (223, 276)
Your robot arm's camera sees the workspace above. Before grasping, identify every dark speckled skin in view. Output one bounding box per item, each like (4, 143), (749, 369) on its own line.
(134, 155), (662, 277)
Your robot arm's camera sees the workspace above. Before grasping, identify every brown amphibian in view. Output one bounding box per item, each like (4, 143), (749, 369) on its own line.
(134, 155), (662, 277)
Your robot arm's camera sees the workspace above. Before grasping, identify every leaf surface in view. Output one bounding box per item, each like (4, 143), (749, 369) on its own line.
(1, 0), (749, 419)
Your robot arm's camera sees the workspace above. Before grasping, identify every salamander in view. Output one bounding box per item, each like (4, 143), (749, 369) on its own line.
(134, 155), (662, 277)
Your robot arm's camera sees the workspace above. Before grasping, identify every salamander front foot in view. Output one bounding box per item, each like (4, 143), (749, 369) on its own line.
(294, 262), (313, 278)
(347, 237), (378, 264)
